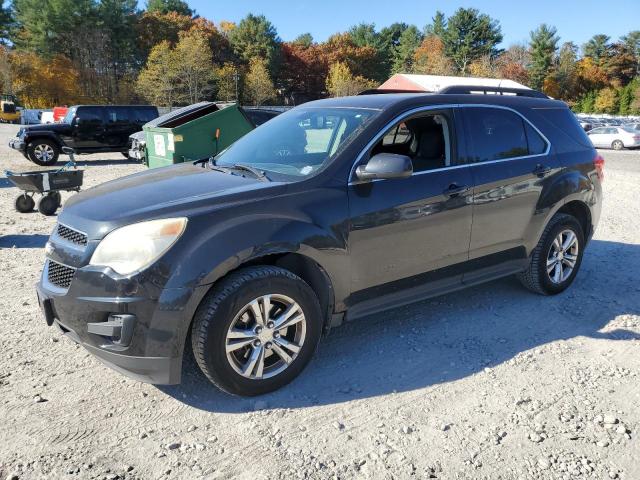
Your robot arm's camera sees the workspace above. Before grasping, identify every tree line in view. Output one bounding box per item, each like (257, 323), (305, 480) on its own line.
(0, 0), (638, 115)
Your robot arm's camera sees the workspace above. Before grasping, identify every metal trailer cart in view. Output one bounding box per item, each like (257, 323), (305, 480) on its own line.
(6, 147), (83, 216)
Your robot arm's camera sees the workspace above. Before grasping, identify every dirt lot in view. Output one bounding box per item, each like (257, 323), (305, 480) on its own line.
(0, 123), (639, 480)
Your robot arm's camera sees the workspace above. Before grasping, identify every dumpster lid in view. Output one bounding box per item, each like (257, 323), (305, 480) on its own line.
(145, 102), (220, 128)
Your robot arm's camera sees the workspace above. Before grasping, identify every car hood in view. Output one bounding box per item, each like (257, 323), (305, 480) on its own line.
(60, 162), (286, 239)
(23, 123), (71, 133)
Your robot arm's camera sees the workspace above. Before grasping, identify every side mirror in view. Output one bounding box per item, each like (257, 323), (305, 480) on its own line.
(355, 153), (413, 181)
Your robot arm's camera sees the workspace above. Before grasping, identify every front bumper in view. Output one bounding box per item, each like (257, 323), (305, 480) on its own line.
(128, 147), (145, 161)
(36, 263), (204, 385)
(9, 138), (26, 152)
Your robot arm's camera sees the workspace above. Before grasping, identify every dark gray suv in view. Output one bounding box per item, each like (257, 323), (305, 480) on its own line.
(36, 87), (603, 396)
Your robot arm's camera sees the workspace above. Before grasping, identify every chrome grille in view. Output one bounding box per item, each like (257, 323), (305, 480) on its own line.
(47, 260), (75, 289)
(56, 224), (87, 246)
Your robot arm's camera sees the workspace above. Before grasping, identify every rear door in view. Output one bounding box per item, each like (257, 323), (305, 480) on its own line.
(104, 106), (133, 150)
(461, 106), (554, 281)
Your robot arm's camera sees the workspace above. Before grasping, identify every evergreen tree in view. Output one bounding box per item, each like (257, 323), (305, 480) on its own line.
(529, 24), (559, 90)
(583, 34), (610, 62)
(391, 25), (422, 73)
(229, 14), (280, 75)
(424, 11), (446, 38)
(146, 0), (193, 16)
(442, 8), (503, 75)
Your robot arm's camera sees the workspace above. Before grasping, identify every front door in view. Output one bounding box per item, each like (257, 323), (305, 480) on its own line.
(347, 109), (473, 304)
(73, 107), (106, 149)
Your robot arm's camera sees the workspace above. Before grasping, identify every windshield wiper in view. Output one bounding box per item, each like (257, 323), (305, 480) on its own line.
(228, 163), (269, 181)
(204, 157), (270, 181)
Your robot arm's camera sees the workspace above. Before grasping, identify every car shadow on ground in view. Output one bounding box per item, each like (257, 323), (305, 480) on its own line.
(157, 239), (640, 413)
(0, 234), (49, 248)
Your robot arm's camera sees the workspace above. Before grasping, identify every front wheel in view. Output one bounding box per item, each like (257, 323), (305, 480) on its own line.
(612, 140), (624, 150)
(191, 266), (322, 396)
(518, 213), (585, 295)
(28, 140), (59, 166)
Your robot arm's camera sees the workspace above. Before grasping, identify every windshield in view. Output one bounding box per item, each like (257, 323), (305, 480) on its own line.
(63, 106), (77, 124)
(215, 107), (379, 178)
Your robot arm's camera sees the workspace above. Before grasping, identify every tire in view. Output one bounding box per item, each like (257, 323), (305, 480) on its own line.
(37, 193), (59, 216)
(517, 213), (585, 295)
(612, 140), (624, 150)
(27, 139), (59, 166)
(15, 194), (35, 213)
(50, 191), (62, 208)
(191, 266), (322, 396)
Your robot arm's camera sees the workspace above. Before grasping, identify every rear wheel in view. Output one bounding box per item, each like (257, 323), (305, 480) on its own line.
(191, 266), (322, 396)
(28, 140), (59, 166)
(518, 213), (585, 295)
(612, 140), (624, 150)
(14, 194), (35, 213)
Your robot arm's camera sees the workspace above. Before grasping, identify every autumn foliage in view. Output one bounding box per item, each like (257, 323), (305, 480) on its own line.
(0, 2), (638, 115)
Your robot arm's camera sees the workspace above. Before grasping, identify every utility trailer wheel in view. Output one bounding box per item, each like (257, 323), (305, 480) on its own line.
(15, 194), (35, 213)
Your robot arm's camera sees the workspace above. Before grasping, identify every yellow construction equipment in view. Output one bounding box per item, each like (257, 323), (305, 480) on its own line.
(0, 94), (21, 124)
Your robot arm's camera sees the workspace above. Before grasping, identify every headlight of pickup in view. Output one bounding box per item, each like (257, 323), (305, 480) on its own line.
(90, 218), (187, 275)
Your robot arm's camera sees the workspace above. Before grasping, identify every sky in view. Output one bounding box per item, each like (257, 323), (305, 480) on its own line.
(181, 0), (638, 48)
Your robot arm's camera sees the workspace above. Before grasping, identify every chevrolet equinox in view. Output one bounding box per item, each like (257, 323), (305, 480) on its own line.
(36, 87), (603, 396)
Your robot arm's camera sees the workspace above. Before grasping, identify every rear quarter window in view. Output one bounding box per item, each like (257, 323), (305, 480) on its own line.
(535, 108), (593, 148)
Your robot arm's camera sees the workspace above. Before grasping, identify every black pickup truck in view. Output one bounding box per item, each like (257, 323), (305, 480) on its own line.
(9, 105), (159, 166)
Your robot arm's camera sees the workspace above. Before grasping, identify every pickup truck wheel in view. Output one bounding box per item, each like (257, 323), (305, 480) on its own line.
(517, 213), (584, 295)
(191, 266), (322, 396)
(28, 140), (59, 166)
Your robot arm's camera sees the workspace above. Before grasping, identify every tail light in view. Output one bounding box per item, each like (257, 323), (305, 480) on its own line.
(593, 153), (605, 182)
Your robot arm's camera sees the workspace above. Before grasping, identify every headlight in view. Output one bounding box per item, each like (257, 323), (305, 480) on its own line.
(90, 218), (187, 275)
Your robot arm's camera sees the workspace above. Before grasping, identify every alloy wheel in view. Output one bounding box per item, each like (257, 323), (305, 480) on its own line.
(546, 229), (579, 284)
(225, 294), (306, 380)
(34, 144), (55, 162)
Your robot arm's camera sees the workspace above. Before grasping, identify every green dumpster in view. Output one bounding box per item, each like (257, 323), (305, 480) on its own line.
(144, 103), (254, 169)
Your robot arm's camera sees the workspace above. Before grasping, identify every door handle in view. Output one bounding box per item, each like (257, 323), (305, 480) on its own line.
(443, 183), (470, 197)
(533, 164), (551, 177)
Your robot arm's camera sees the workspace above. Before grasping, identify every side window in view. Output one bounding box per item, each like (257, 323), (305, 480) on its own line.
(382, 122), (411, 146)
(76, 107), (104, 125)
(136, 107), (158, 123)
(464, 107), (528, 162)
(370, 112), (452, 173)
(524, 122), (547, 155)
(105, 106), (130, 124)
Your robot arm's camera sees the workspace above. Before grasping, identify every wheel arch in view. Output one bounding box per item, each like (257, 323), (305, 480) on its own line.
(178, 249), (337, 377)
(26, 134), (63, 149)
(556, 200), (592, 241)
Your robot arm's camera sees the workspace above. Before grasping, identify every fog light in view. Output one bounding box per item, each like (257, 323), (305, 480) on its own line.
(87, 314), (136, 346)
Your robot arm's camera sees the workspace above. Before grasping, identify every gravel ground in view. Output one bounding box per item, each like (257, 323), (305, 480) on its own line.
(0, 123), (639, 480)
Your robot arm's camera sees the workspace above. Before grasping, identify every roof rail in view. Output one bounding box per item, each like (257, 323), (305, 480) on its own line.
(357, 88), (427, 95)
(437, 85), (548, 98)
